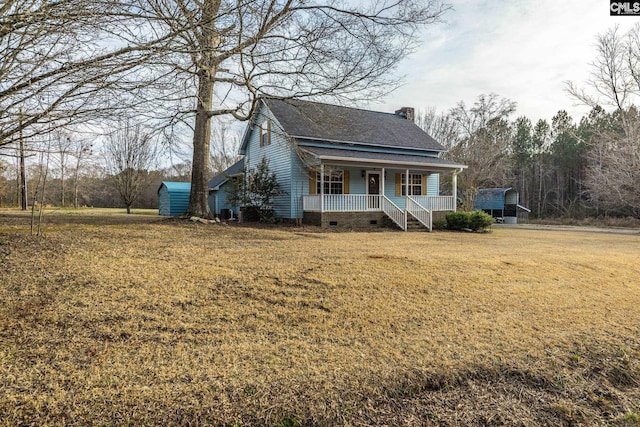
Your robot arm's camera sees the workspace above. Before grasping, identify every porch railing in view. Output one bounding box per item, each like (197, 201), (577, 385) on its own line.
(303, 195), (456, 212)
(303, 194), (381, 212)
(407, 196), (432, 231)
(411, 195), (455, 211)
(381, 196), (406, 230)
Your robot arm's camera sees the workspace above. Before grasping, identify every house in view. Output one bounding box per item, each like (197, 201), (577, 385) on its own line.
(158, 181), (191, 216)
(473, 187), (531, 224)
(207, 158), (244, 219)
(217, 98), (467, 230)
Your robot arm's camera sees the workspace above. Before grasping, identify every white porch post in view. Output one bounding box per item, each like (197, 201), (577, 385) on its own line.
(452, 170), (458, 212)
(381, 167), (385, 203)
(405, 168), (409, 198)
(320, 163), (325, 213)
(404, 168), (409, 231)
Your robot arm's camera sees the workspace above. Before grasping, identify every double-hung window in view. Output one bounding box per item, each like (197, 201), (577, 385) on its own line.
(400, 173), (423, 196)
(260, 120), (270, 146)
(317, 169), (344, 194)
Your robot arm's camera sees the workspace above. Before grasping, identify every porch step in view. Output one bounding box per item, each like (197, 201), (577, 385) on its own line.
(383, 215), (430, 231)
(406, 217), (429, 231)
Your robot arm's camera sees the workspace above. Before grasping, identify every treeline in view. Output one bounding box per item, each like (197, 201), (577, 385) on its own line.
(418, 97), (639, 219)
(0, 120), (240, 212)
(0, 161), (191, 210)
(418, 24), (640, 220)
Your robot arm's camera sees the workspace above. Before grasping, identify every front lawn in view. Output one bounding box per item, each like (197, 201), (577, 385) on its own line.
(1, 214), (639, 425)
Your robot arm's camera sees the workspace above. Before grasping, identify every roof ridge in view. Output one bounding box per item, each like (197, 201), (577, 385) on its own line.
(265, 97), (399, 117)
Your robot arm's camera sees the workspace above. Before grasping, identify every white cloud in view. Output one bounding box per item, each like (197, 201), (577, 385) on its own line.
(373, 0), (639, 123)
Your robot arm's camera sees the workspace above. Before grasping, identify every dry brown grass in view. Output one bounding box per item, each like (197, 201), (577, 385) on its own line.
(1, 211), (639, 426)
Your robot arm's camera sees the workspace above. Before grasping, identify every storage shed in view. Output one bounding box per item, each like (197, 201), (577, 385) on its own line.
(473, 187), (530, 224)
(158, 181), (191, 216)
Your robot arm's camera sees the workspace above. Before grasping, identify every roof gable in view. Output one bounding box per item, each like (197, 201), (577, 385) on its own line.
(208, 158), (245, 190)
(258, 98), (446, 152)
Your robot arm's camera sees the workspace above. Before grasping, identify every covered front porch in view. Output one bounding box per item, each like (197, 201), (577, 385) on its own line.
(301, 163), (464, 231)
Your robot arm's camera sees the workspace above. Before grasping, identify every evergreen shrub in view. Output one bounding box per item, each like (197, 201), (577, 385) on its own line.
(445, 211), (494, 232)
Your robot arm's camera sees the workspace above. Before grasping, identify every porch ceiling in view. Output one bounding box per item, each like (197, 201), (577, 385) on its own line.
(299, 146), (467, 172)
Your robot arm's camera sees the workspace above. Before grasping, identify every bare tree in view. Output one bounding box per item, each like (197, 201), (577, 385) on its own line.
(104, 122), (158, 214)
(209, 119), (241, 175)
(415, 106), (460, 149)
(567, 25), (640, 217)
(71, 139), (93, 209)
(0, 0), (169, 152)
(0, 158), (9, 206)
(445, 94), (517, 209)
(51, 131), (73, 207)
(583, 107), (640, 217)
(566, 24), (640, 112)
(106, 0), (450, 217)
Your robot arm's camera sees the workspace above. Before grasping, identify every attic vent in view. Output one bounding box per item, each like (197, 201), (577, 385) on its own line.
(395, 107), (415, 123)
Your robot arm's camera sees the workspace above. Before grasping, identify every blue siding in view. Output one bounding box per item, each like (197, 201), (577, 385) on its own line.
(208, 191), (216, 215)
(245, 103), (294, 218)
(158, 182), (190, 216)
(208, 184), (239, 217)
(290, 154), (309, 219)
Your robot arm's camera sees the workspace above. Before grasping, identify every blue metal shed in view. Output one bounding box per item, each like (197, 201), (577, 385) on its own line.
(158, 181), (191, 216)
(473, 187), (530, 224)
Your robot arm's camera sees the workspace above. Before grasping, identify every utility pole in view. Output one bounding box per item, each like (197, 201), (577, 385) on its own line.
(19, 109), (27, 211)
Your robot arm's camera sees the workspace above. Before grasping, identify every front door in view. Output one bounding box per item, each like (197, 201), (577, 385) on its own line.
(367, 171), (381, 210)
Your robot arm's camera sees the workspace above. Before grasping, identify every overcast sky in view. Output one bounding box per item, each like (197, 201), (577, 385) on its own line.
(376, 0), (639, 124)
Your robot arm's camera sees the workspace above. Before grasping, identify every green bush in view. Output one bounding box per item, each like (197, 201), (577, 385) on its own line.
(432, 218), (447, 230)
(445, 211), (470, 230)
(468, 210), (494, 232)
(445, 211), (493, 232)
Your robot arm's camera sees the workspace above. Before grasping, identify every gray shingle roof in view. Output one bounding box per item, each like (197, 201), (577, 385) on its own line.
(208, 158), (244, 190)
(264, 98), (446, 152)
(299, 146), (466, 170)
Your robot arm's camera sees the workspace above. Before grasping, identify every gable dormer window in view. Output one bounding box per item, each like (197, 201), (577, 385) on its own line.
(260, 120), (270, 146)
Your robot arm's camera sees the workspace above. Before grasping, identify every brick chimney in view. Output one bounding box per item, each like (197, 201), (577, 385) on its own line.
(395, 107), (415, 123)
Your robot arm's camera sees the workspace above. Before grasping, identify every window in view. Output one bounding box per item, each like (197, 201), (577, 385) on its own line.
(400, 173), (422, 196)
(316, 169), (344, 194)
(260, 120), (270, 146)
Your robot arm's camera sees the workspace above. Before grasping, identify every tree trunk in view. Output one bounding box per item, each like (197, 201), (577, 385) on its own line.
(188, 72), (214, 218)
(186, 0), (220, 218)
(73, 168), (80, 209)
(60, 163), (65, 207)
(20, 136), (27, 211)
(126, 204), (131, 214)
